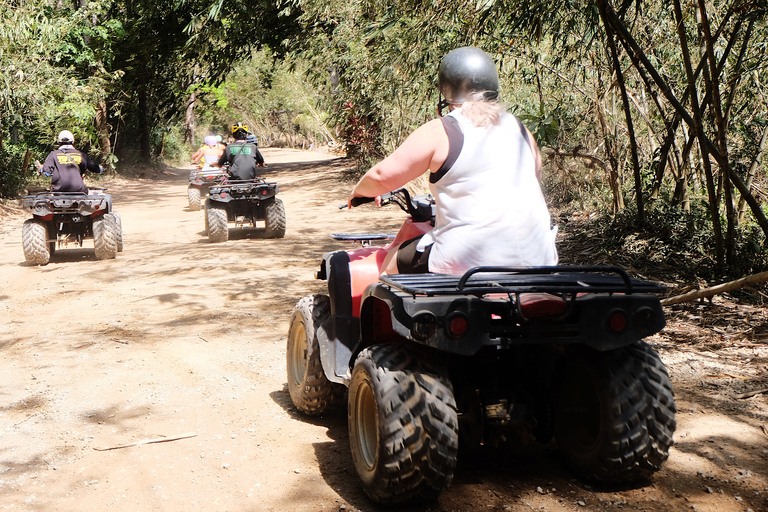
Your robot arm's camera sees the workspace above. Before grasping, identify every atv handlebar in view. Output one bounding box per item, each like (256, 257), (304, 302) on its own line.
(343, 188), (435, 223)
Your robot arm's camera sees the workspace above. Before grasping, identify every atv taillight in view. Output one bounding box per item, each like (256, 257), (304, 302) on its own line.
(221, 192), (228, 198)
(447, 314), (468, 338)
(262, 190), (267, 195)
(608, 310), (627, 333)
(411, 312), (437, 341)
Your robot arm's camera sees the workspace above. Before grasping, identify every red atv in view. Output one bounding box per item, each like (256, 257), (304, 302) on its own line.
(286, 189), (676, 504)
(187, 167), (228, 211)
(21, 188), (123, 265)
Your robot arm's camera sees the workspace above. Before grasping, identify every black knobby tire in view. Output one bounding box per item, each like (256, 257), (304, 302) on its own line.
(554, 341), (676, 483)
(286, 295), (343, 415)
(264, 198), (286, 238)
(188, 186), (202, 211)
(22, 219), (51, 265)
(93, 214), (118, 260)
(206, 204), (228, 243)
(109, 212), (124, 252)
(348, 343), (459, 504)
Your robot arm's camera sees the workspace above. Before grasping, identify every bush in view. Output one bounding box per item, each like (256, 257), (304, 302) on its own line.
(0, 147), (33, 198)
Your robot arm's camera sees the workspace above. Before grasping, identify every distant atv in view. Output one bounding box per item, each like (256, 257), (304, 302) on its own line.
(187, 167), (228, 211)
(204, 177), (286, 242)
(21, 188), (123, 265)
(286, 189), (676, 504)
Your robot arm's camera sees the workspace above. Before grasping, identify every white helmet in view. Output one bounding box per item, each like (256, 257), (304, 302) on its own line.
(57, 130), (75, 144)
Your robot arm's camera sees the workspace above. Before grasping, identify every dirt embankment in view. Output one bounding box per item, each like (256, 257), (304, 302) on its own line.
(0, 147), (766, 512)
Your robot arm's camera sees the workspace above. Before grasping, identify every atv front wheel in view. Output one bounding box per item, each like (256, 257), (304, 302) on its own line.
(93, 214), (118, 260)
(348, 343), (458, 503)
(554, 341), (676, 483)
(264, 198), (286, 238)
(286, 294), (343, 415)
(22, 219), (51, 265)
(206, 204), (228, 243)
(188, 186), (202, 211)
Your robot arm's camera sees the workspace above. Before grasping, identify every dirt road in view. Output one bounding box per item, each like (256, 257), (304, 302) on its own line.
(1, 148), (766, 512)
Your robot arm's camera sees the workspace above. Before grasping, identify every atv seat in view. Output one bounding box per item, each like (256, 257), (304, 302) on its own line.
(518, 293), (568, 318)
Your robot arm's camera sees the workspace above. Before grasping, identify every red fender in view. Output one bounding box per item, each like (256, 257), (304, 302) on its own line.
(345, 218), (432, 317)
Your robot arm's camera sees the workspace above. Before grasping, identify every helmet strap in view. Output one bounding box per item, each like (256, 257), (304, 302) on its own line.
(437, 94), (449, 117)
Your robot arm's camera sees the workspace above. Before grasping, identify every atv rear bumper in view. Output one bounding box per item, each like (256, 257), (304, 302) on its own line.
(360, 266), (666, 355)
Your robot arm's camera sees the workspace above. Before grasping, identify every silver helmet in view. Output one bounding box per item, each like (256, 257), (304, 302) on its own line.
(437, 47), (500, 110)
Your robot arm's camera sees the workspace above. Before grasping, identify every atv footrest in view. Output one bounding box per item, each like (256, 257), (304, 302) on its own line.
(331, 233), (396, 242)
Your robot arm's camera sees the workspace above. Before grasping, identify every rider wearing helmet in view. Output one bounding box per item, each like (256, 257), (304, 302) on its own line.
(191, 135), (224, 170)
(218, 122), (265, 180)
(43, 130), (102, 193)
(348, 46), (557, 275)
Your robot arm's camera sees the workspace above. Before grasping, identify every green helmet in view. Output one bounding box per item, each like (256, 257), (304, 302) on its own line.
(437, 47), (500, 107)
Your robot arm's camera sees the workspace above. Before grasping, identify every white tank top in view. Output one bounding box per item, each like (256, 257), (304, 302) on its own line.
(423, 108), (558, 275)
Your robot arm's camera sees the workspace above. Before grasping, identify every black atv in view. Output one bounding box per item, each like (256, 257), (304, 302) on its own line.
(21, 188), (123, 265)
(204, 177), (286, 242)
(286, 189), (676, 504)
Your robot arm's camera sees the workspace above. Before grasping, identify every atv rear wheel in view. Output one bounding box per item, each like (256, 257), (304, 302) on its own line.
(264, 198), (286, 238)
(109, 212), (124, 252)
(554, 341), (676, 483)
(206, 204), (228, 243)
(93, 214), (118, 260)
(22, 219), (51, 265)
(348, 343), (458, 504)
(286, 294), (343, 415)
(188, 186), (202, 211)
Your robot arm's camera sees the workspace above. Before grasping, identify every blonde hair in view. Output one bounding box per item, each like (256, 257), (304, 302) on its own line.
(459, 98), (506, 128)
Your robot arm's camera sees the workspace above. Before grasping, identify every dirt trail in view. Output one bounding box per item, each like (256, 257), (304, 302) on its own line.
(1, 148), (766, 512)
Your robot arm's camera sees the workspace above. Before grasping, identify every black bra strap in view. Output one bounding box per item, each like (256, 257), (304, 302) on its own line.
(430, 116), (464, 184)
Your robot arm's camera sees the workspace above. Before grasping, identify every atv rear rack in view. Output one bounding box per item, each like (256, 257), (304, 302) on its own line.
(23, 191), (111, 215)
(209, 179), (278, 199)
(379, 266), (666, 297)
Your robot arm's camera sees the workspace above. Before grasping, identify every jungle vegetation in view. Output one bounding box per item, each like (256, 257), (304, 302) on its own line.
(1, 0), (767, 280)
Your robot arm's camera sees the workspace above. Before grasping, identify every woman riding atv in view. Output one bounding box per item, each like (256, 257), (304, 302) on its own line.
(348, 46), (558, 276)
(191, 135), (224, 170)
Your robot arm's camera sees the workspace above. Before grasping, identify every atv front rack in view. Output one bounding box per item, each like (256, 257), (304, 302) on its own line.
(379, 266), (665, 297)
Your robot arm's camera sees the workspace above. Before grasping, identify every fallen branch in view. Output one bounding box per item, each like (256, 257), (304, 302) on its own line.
(94, 432), (197, 451)
(736, 388), (768, 399)
(661, 270), (768, 306)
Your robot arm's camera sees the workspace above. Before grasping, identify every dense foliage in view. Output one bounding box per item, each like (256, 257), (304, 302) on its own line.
(2, 0), (768, 279)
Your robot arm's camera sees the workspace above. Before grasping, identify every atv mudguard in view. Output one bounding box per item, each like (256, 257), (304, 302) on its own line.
(315, 216), (432, 384)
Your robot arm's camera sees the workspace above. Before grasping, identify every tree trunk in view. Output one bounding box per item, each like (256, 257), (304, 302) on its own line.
(95, 99), (112, 162)
(138, 82), (151, 164)
(184, 90), (196, 145)
(673, 0), (724, 268)
(697, 0), (736, 266)
(600, 9), (644, 223)
(184, 64), (199, 145)
(594, 61), (623, 212)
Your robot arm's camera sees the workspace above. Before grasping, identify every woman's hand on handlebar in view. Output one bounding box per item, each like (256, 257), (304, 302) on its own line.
(347, 194), (381, 209)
